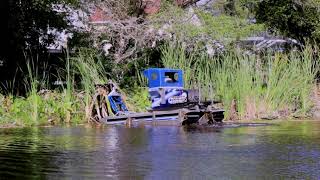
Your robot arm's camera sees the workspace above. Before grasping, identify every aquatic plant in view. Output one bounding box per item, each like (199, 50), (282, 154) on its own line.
(71, 48), (109, 121)
(24, 54), (48, 125)
(161, 42), (319, 120)
(0, 43), (318, 127)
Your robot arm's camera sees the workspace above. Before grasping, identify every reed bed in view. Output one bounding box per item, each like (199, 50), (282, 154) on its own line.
(0, 50), (98, 126)
(161, 43), (319, 120)
(0, 48), (149, 127)
(0, 45), (319, 127)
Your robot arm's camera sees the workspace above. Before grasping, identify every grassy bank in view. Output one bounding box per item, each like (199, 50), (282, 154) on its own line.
(1, 45), (319, 127)
(162, 43), (320, 120)
(0, 49), (150, 127)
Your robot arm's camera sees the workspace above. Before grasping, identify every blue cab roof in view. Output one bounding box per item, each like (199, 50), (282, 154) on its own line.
(143, 68), (184, 88)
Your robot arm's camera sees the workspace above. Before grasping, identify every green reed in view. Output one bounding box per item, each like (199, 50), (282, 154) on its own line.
(161, 43), (319, 120)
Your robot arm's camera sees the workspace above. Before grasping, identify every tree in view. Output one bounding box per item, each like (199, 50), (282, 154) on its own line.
(0, 0), (77, 92)
(255, 0), (320, 43)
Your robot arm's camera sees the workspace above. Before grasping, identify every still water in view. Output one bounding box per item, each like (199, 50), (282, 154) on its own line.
(0, 121), (320, 179)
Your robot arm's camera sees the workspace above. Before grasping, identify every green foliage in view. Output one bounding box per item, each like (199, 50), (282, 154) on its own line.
(1, 0), (79, 90)
(0, 51), (87, 127)
(221, 0), (260, 18)
(113, 47), (163, 88)
(72, 48), (109, 86)
(161, 42), (319, 119)
(124, 87), (151, 112)
(161, 42), (196, 88)
(150, 3), (265, 44)
(71, 48), (109, 120)
(256, 0), (320, 43)
(150, 0), (185, 20)
(197, 11), (264, 41)
(3, 0), (320, 126)
(0, 47), (155, 127)
(0, 90), (85, 127)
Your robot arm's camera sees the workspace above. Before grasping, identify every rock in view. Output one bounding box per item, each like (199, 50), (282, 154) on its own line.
(195, 0), (214, 6)
(102, 42), (112, 56)
(206, 44), (215, 56)
(205, 40), (224, 56)
(196, 0), (221, 15)
(185, 7), (202, 27)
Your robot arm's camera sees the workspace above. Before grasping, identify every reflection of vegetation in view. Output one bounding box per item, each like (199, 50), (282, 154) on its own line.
(263, 120), (320, 137)
(0, 127), (103, 152)
(223, 121), (320, 146)
(222, 129), (257, 146)
(0, 125), (154, 178)
(0, 126), (107, 178)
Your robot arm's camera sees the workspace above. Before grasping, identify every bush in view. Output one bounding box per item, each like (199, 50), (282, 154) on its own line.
(256, 0), (320, 43)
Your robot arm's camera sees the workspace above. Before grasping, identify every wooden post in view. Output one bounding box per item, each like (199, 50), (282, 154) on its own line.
(152, 111), (156, 125)
(126, 117), (133, 127)
(178, 109), (186, 125)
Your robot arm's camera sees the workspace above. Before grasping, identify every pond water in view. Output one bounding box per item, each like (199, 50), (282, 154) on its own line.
(0, 121), (320, 179)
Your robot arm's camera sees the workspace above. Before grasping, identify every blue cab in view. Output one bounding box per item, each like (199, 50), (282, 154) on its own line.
(143, 68), (188, 109)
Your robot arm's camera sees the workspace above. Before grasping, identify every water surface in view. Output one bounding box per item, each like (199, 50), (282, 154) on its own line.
(0, 121), (320, 179)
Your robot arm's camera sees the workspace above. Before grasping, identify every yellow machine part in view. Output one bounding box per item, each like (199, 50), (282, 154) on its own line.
(104, 95), (114, 116)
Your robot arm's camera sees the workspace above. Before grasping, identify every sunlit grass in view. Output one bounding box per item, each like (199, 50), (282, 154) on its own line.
(71, 48), (109, 121)
(0, 44), (319, 127)
(161, 43), (319, 120)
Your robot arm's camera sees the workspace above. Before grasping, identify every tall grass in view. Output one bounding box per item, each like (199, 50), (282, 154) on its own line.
(0, 51), (85, 127)
(161, 43), (319, 120)
(24, 53), (51, 125)
(161, 42), (198, 89)
(0, 48), (141, 127)
(71, 48), (109, 120)
(1, 44), (318, 127)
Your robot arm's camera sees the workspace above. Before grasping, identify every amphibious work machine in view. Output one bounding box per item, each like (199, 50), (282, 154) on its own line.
(91, 68), (224, 125)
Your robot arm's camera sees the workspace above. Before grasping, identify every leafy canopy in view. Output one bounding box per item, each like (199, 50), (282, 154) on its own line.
(255, 0), (320, 43)
(0, 0), (78, 89)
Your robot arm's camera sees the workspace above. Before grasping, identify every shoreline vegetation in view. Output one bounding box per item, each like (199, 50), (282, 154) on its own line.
(0, 44), (320, 128)
(2, 0), (320, 128)
(161, 43), (320, 120)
